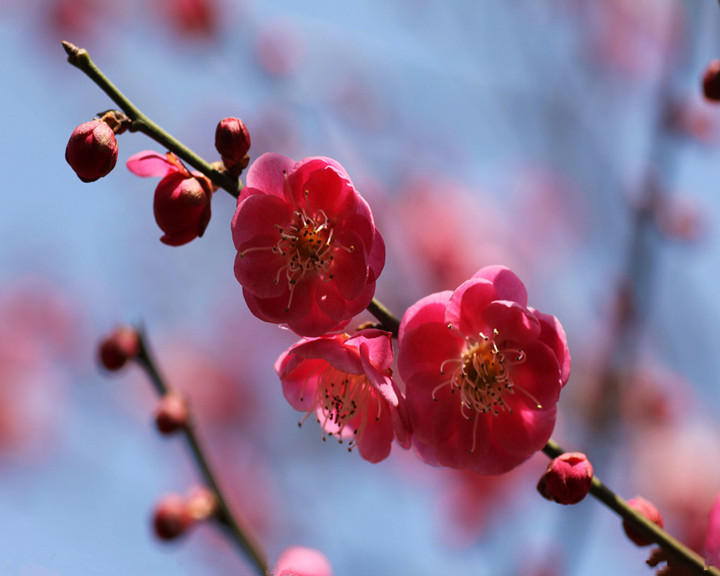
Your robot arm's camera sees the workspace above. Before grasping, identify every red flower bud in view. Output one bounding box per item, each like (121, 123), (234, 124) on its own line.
(623, 496), (664, 547)
(153, 494), (193, 540)
(703, 60), (720, 102)
(65, 119), (118, 182)
(215, 117), (251, 165)
(98, 326), (140, 371)
(153, 172), (213, 246)
(155, 392), (190, 435)
(537, 452), (593, 505)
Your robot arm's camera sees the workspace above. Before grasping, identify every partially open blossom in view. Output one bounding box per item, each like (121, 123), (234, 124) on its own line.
(65, 119), (118, 182)
(273, 546), (333, 576)
(127, 151), (213, 246)
(275, 329), (407, 463)
(624, 496), (664, 547)
(155, 392), (190, 435)
(398, 266), (570, 475)
(537, 452), (593, 505)
(153, 486), (217, 541)
(232, 153), (385, 336)
(98, 326), (140, 371)
(215, 117), (251, 167)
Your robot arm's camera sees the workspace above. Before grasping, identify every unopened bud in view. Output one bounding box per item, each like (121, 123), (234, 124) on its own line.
(703, 60), (720, 102)
(65, 119), (119, 182)
(153, 494), (193, 540)
(154, 173), (213, 246)
(98, 326), (140, 371)
(537, 452), (593, 505)
(155, 392), (190, 435)
(623, 496), (664, 547)
(215, 117), (251, 166)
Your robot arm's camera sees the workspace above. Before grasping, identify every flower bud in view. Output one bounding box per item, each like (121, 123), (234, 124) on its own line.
(215, 117), (251, 165)
(153, 494), (193, 540)
(703, 60), (720, 102)
(98, 326), (140, 371)
(155, 392), (190, 435)
(537, 452), (593, 505)
(623, 496), (664, 547)
(273, 546), (334, 576)
(153, 172), (213, 246)
(65, 119), (119, 182)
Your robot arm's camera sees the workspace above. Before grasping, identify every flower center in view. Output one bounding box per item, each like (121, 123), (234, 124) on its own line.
(436, 327), (534, 453)
(299, 366), (379, 452)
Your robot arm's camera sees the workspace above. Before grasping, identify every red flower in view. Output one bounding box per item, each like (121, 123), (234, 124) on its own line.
(65, 119), (118, 182)
(232, 153), (385, 336)
(397, 266), (570, 475)
(537, 452), (593, 505)
(275, 329), (408, 463)
(127, 151), (213, 246)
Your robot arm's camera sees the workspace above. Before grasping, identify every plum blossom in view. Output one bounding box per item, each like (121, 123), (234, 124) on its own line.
(232, 153), (385, 336)
(275, 329), (408, 463)
(127, 151), (213, 246)
(398, 265), (570, 475)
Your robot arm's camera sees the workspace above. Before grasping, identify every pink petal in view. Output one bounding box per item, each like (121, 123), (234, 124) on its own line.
(292, 335), (363, 375)
(445, 278), (497, 336)
(398, 321), (463, 383)
(233, 249), (288, 299)
(491, 405), (556, 458)
(245, 152), (295, 199)
(473, 265), (528, 307)
(481, 301), (541, 344)
(532, 308), (571, 386)
(126, 151), (175, 178)
(357, 399), (394, 463)
(398, 291), (452, 340)
(231, 192), (292, 250)
(508, 341), (563, 409)
(274, 546), (333, 576)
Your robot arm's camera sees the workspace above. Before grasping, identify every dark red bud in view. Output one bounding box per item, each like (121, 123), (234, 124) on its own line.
(98, 326), (140, 371)
(153, 494), (193, 540)
(703, 60), (720, 102)
(65, 119), (119, 182)
(155, 392), (190, 435)
(537, 452), (593, 505)
(215, 117), (251, 165)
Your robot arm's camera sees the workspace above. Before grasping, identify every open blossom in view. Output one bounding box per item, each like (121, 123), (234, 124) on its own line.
(127, 151), (213, 246)
(398, 266), (570, 475)
(232, 153), (385, 336)
(275, 329), (408, 463)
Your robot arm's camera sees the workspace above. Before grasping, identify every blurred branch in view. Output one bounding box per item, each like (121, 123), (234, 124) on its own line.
(62, 41), (242, 198)
(134, 327), (269, 576)
(543, 439), (719, 575)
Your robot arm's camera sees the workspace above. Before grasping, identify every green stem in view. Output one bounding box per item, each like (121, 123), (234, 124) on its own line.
(543, 439), (719, 575)
(134, 328), (269, 576)
(366, 297), (401, 336)
(62, 41), (242, 198)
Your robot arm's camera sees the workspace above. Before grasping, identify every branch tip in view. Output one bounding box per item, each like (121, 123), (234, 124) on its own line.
(61, 41), (87, 64)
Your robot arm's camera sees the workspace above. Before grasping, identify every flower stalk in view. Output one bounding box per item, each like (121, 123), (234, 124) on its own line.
(543, 439), (720, 576)
(133, 327), (268, 576)
(61, 41), (242, 198)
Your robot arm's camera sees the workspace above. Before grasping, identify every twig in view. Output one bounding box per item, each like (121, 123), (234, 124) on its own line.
(543, 439), (719, 575)
(62, 41), (242, 198)
(134, 327), (269, 576)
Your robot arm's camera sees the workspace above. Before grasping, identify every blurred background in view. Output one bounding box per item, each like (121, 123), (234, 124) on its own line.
(3, 0), (720, 574)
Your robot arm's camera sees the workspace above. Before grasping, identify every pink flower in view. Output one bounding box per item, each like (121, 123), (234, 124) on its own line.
(127, 151), (213, 246)
(273, 546), (333, 576)
(623, 496), (664, 546)
(275, 329), (408, 463)
(397, 265), (570, 475)
(232, 153), (385, 336)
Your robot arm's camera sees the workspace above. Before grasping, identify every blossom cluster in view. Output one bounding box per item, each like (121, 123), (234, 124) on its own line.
(226, 152), (571, 475)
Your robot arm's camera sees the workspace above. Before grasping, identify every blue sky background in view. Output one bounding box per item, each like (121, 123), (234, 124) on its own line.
(4, 1), (720, 575)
